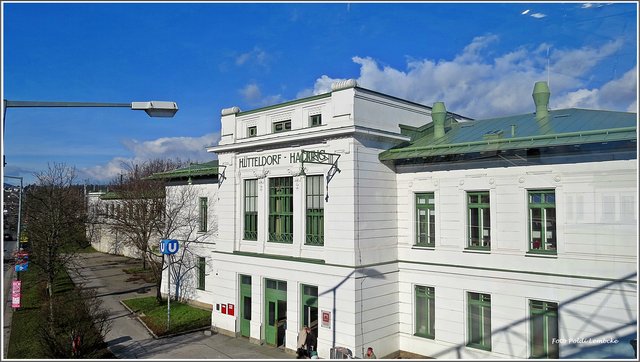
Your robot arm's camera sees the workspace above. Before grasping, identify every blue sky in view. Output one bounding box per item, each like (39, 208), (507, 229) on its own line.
(2, 1), (637, 185)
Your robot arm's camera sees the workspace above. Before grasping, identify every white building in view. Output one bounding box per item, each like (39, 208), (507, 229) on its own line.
(163, 80), (637, 359)
(86, 191), (145, 258)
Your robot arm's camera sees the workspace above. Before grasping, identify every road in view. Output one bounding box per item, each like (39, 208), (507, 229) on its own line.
(69, 252), (294, 359)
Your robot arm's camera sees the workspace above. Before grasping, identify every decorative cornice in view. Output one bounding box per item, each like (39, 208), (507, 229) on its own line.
(331, 79), (358, 91)
(221, 106), (241, 116)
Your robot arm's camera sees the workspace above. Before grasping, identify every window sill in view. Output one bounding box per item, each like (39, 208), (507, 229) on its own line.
(466, 344), (492, 352)
(413, 333), (434, 340)
(463, 248), (491, 254)
(412, 245), (435, 250)
(525, 251), (558, 258)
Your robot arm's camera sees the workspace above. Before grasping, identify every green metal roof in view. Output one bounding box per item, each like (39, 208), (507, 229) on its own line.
(147, 160), (219, 180)
(379, 108), (637, 161)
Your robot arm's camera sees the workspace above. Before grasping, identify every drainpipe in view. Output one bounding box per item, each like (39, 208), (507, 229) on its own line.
(432, 102), (447, 139)
(533, 81), (550, 121)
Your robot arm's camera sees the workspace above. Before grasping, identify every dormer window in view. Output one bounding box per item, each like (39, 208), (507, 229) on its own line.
(273, 120), (291, 133)
(310, 114), (322, 127)
(248, 126), (257, 137)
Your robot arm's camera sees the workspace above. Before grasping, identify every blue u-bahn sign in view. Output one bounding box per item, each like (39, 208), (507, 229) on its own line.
(15, 262), (29, 272)
(160, 239), (179, 255)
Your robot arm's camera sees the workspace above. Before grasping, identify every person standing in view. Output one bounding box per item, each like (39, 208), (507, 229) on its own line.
(304, 326), (317, 357)
(365, 347), (377, 359)
(297, 326), (309, 358)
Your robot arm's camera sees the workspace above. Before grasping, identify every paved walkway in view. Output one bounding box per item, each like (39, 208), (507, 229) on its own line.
(3, 258), (15, 359)
(67, 252), (295, 359)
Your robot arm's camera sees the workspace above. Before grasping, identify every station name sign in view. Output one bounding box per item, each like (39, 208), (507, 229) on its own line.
(239, 150), (326, 168)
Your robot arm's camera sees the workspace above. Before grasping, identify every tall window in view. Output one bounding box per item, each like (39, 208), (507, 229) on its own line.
(269, 177), (293, 243)
(310, 114), (322, 127)
(197, 257), (206, 290)
(415, 286), (435, 339)
(468, 192), (490, 249)
(528, 190), (556, 253)
(530, 300), (559, 358)
(244, 179), (258, 240)
(467, 292), (491, 350)
(416, 193), (435, 247)
(306, 175), (324, 246)
(273, 120), (291, 133)
(199, 197), (208, 232)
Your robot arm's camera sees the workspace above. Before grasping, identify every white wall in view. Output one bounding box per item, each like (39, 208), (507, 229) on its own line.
(394, 159), (637, 359)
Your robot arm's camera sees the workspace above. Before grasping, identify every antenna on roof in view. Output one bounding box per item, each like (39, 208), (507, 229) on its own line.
(546, 46), (550, 89)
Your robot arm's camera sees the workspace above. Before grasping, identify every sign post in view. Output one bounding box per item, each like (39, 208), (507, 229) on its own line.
(160, 239), (179, 332)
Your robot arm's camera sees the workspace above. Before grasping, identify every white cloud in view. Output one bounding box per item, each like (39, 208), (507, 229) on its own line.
(80, 132), (220, 182)
(554, 66), (638, 111)
(240, 83), (262, 101)
(235, 47), (269, 67)
(521, 9), (530, 15)
(239, 82), (284, 107)
(530, 13), (546, 19)
(303, 36), (636, 119)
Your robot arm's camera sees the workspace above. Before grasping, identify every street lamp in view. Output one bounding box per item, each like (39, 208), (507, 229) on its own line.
(2, 99), (179, 166)
(3, 99), (179, 118)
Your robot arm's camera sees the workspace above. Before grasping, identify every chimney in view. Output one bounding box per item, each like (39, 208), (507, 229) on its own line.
(532, 81), (550, 121)
(432, 102), (447, 139)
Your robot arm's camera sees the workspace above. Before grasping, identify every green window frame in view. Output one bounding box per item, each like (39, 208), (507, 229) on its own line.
(415, 285), (435, 339)
(416, 193), (435, 247)
(248, 126), (257, 137)
(269, 177), (293, 243)
(528, 190), (556, 253)
(530, 300), (559, 358)
(467, 292), (491, 351)
(273, 120), (291, 133)
(198, 197), (208, 232)
(197, 257), (206, 290)
(467, 191), (491, 249)
(310, 114), (322, 127)
(305, 175), (324, 246)
(244, 179), (258, 240)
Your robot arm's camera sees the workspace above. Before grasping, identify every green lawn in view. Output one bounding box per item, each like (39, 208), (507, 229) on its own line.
(122, 296), (211, 337)
(6, 265), (49, 358)
(6, 264), (113, 359)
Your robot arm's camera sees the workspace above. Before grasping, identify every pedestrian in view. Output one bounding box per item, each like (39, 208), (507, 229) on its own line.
(365, 346), (377, 359)
(304, 326), (317, 357)
(296, 326), (309, 359)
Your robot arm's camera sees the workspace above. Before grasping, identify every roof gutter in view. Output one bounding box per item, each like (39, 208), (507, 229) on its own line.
(380, 126), (637, 159)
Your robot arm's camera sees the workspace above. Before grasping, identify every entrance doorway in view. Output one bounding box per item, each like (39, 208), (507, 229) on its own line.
(240, 275), (251, 338)
(265, 279), (287, 347)
(301, 284), (319, 337)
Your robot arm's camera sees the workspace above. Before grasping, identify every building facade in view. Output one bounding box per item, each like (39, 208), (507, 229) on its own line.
(163, 80), (637, 359)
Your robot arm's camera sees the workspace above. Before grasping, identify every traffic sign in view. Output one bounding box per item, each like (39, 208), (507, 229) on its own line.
(160, 239), (179, 255)
(15, 261), (29, 272)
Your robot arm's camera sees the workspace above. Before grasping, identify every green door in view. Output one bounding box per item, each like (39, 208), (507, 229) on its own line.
(240, 275), (252, 338)
(264, 279), (287, 346)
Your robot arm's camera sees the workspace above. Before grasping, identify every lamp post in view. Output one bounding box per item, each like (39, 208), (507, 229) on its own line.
(3, 175), (23, 259)
(2, 99), (179, 166)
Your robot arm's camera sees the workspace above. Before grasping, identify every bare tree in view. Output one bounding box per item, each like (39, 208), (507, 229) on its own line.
(38, 286), (112, 358)
(105, 158), (185, 303)
(160, 184), (217, 301)
(25, 163), (86, 303)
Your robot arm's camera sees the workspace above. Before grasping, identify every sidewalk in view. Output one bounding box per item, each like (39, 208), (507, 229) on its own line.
(69, 251), (294, 359)
(2, 259), (15, 359)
